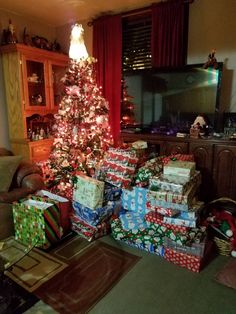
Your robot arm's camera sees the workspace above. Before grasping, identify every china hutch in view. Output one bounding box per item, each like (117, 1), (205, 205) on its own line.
(0, 43), (69, 162)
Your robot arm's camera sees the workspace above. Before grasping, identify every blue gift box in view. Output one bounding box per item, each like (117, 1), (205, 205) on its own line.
(104, 182), (122, 202)
(121, 187), (148, 213)
(72, 201), (114, 226)
(119, 211), (147, 232)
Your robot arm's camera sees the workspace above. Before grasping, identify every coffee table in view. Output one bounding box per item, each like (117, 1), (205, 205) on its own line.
(0, 238), (36, 312)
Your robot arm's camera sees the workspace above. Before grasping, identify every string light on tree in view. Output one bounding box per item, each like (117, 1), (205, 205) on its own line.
(41, 23), (113, 199)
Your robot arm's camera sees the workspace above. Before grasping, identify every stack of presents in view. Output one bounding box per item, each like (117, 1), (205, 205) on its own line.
(12, 141), (215, 272)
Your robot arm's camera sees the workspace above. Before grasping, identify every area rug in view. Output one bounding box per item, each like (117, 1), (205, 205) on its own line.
(51, 233), (93, 262)
(35, 241), (141, 314)
(215, 257), (236, 290)
(3, 239), (68, 292)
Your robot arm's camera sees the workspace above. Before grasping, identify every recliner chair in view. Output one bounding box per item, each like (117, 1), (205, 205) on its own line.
(0, 148), (45, 240)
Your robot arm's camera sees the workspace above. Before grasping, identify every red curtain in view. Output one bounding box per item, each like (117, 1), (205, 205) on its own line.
(93, 15), (122, 146)
(151, 1), (189, 68)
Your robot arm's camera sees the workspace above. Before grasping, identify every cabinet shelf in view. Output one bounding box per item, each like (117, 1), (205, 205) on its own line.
(0, 43), (69, 162)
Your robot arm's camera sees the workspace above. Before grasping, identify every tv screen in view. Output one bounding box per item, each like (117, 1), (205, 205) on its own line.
(122, 62), (223, 134)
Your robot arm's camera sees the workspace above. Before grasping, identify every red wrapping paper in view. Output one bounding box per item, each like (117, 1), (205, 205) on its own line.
(164, 247), (201, 272)
(145, 211), (190, 234)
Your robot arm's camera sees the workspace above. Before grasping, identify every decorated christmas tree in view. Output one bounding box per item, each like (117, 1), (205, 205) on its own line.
(120, 79), (136, 127)
(42, 24), (113, 199)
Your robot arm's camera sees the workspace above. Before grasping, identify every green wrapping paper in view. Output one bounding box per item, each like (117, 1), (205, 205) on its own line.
(111, 217), (164, 246)
(13, 196), (62, 249)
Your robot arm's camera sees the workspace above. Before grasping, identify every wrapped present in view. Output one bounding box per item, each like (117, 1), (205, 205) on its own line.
(163, 237), (207, 257)
(73, 174), (104, 210)
(149, 171), (201, 195)
(164, 241), (214, 273)
(104, 182), (122, 202)
(119, 211), (147, 232)
(134, 157), (163, 187)
(164, 247), (202, 272)
(36, 190), (72, 235)
(111, 217), (164, 256)
(72, 201), (114, 226)
(163, 160), (196, 178)
(180, 201), (204, 220)
(149, 199), (190, 211)
(147, 181), (199, 208)
(131, 140), (148, 166)
(146, 202), (179, 217)
(98, 147), (138, 188)
(122, 187), (148, 213)
(134, 167), (154, 187)
(71, 213), (110, 241)
(146, 222), (189, 245)
(131, 140), (148, 150)
(13, 197), (62, 248)
(163, 214), (198, 228)
(162, 154), (194, 165)
(145, 211), (190, 235)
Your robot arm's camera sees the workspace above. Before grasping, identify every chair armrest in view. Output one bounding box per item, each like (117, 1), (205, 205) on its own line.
(0, 187), (32, 203)
(0, 174), (45, 203)
(13, 161), (43, 187)
(21, 173), (45, 191)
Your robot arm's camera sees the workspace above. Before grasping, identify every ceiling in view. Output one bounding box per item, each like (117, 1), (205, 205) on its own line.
(0, 0), (156, 27)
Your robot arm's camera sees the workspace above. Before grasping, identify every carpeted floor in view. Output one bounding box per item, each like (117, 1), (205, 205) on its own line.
(2, 235), (236, 314)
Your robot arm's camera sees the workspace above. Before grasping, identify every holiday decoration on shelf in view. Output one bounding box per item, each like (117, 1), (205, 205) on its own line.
(203, 48), (218, 69)
(190, 114), (210, 138)
(120, 79), (136, 127)
(41, 24), (113, 199)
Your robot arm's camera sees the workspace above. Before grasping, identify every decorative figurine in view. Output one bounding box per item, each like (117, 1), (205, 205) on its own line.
(6, 19), (18, 44)
(203, 48), (218, 69)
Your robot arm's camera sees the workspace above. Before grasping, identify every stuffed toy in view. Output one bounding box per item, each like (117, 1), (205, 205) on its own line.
(210, 209), (236, 257)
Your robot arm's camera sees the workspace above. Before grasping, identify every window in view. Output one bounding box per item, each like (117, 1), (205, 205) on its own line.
(122, 13), (152, 72)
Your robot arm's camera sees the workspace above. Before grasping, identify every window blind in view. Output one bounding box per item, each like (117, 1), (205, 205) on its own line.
(122, 14), (152, 72)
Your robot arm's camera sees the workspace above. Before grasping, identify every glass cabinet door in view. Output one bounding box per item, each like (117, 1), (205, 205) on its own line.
(50, 62), (68, 109)
(24, 59), (48, 109)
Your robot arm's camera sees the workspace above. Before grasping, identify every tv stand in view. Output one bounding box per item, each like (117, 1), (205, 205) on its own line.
(121, 132), (236, 202)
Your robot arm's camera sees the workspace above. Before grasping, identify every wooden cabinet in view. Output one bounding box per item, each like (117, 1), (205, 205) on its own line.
(121, 132), (236, 201)
(0, 44), (69, 162)
(189, 141), (214, 201)
(213, 144), (236, 200)
(162, 141), (188, 155)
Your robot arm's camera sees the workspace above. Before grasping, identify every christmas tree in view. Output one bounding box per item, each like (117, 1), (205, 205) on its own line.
(120, 79), (136, 127)
(42, 24), (113, 199)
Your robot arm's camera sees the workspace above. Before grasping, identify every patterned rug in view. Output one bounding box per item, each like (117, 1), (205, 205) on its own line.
(35, 241), (141, 314)
(1, 238), (68, 293)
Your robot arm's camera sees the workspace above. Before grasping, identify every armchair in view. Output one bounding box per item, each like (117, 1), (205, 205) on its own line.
(0, 148), (45, 240)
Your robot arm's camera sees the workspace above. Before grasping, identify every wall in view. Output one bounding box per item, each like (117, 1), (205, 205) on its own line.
(188, 0), (236, 113)
(57, 0), (236, 114)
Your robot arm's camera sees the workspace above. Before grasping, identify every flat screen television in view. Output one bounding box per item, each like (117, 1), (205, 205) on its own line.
(122, 62), (223, 134)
